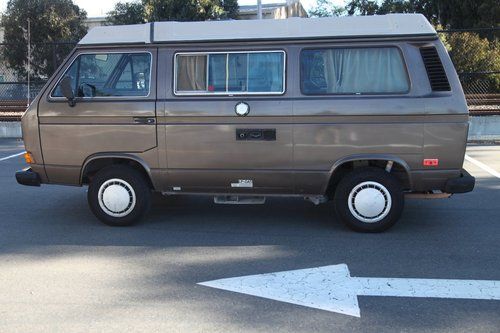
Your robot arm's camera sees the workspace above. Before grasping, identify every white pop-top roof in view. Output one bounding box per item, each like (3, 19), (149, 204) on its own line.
(78, 14), (436, 45)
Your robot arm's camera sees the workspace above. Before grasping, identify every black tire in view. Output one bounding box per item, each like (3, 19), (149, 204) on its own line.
(334, 167), (404, 232)
(87, 165), (151, 226)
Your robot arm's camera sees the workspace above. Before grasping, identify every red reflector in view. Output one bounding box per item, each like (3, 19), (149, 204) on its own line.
(423, 159), (439, 166)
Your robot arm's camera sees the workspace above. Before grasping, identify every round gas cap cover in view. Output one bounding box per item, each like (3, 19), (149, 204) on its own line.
(235, 102), (250, 116)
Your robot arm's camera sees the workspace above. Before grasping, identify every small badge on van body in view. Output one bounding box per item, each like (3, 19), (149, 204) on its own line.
(231, 179), (253, 188)
(235, 102), (250, 116)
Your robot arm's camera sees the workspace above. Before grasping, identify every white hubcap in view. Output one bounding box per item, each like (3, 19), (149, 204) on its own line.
(348, 181), (392, 223)
(98, 179), (136, 217)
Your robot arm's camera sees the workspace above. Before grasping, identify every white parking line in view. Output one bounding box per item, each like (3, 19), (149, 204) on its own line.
(0, 151), (26, 162)
(465, 154), (500, 179)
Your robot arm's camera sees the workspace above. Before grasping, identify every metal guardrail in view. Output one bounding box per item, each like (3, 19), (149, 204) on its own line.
(467, 94), (500, 105)
(0, 101), (27, 122)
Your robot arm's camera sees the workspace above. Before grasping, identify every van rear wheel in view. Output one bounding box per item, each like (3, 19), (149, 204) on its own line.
(88, 165), (151, 226)
(334, 167), (404, 232)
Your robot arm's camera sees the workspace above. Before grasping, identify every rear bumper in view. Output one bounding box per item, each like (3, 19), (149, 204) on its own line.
(16, 167), (41, 187)
(444, 169), (475, 193)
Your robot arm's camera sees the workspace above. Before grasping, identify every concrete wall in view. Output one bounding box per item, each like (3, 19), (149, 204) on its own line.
(2, 116), (499, 140)
(468, 116), (500, 141)
(0, 122), (22, 138)
(238, 1), (308, 20)
(271, 2), (308, 19)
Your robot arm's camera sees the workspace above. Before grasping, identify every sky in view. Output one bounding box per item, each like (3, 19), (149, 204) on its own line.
(0, 0), (345, 18)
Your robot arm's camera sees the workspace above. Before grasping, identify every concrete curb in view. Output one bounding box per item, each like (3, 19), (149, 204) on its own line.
(2, 116), (500, 141)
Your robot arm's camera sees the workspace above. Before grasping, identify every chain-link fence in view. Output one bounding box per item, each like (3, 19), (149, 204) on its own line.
(457, 71), (500, 115)
(0, 28), (499, 121)
(0, 41), (76, 120)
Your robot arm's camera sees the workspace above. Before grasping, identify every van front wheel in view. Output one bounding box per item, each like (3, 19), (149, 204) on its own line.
(334, 167), (404, 232)
(88, 165), (151, 226)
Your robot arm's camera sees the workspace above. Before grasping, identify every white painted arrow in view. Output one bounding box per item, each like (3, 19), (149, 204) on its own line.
(198, 264), (500, 317)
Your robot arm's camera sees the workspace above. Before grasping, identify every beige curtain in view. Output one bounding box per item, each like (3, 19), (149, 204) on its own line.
(177, 55), (207, 91)
(322, 48), (409, 94)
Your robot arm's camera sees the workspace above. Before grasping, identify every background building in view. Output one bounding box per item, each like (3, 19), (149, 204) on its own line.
(239, 1), (307, 19)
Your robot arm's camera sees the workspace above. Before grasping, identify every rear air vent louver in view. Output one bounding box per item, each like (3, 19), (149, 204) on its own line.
(420, 46), (451, 92)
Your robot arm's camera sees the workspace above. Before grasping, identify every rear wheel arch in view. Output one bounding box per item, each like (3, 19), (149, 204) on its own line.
(325, 155), (412, 197)
(80, 154), (154, 190)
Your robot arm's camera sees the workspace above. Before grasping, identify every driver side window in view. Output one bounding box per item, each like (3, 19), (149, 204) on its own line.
(52, 52), (151, 98)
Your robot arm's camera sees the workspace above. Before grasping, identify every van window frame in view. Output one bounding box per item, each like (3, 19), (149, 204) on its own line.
(299, 45), (411, 96)
(48, 50), (153, 100)
(173, 50), (286, 96)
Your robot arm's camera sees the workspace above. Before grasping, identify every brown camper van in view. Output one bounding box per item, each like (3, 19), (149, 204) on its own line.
(16, 14), (475, 232)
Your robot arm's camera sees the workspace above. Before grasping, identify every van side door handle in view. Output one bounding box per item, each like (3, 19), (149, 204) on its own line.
(236, 128), (276, 141)
(133, 117), (155, 124)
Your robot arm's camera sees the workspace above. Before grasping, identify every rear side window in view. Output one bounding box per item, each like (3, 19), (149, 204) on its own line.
(301, 47), (409, 95)
(52, 52), (152, 98)
(175, 51), (285, 95)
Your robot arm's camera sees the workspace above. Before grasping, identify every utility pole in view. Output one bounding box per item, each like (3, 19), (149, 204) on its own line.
(257, 0), (262, 20)
(27, 18), (31, 106)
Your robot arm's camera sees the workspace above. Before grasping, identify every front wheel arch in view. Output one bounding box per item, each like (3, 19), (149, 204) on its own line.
(80, 155), (154, 190)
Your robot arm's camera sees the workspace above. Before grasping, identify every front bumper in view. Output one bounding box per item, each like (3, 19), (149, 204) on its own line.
(16, 167), (41, 187)
(444, 169), (475, 193)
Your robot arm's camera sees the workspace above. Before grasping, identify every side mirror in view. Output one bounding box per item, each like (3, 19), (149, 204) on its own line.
(60, 76), (76, 107)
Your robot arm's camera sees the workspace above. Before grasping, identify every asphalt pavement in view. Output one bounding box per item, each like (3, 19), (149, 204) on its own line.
(0, 138), (499, 333)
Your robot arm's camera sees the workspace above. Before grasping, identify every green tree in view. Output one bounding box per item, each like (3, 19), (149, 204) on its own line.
(346, 0), (379, 15)
(438, 0), (499, 29)
(377, 0), (414, 15)
(442, 32), (500, 90)
(220, 0), (239, 19)
(445, 33), (499, 73)
(1, 0), (87, 79)
(308, 0), (345, 17)
(342, 0), (499, 29)
(106, 0), (239, 24)
(374, 0), (442, 25)
(344, 0), (438, 22)
(106, 2), (145, 25)
(446, 32), (500, 72)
